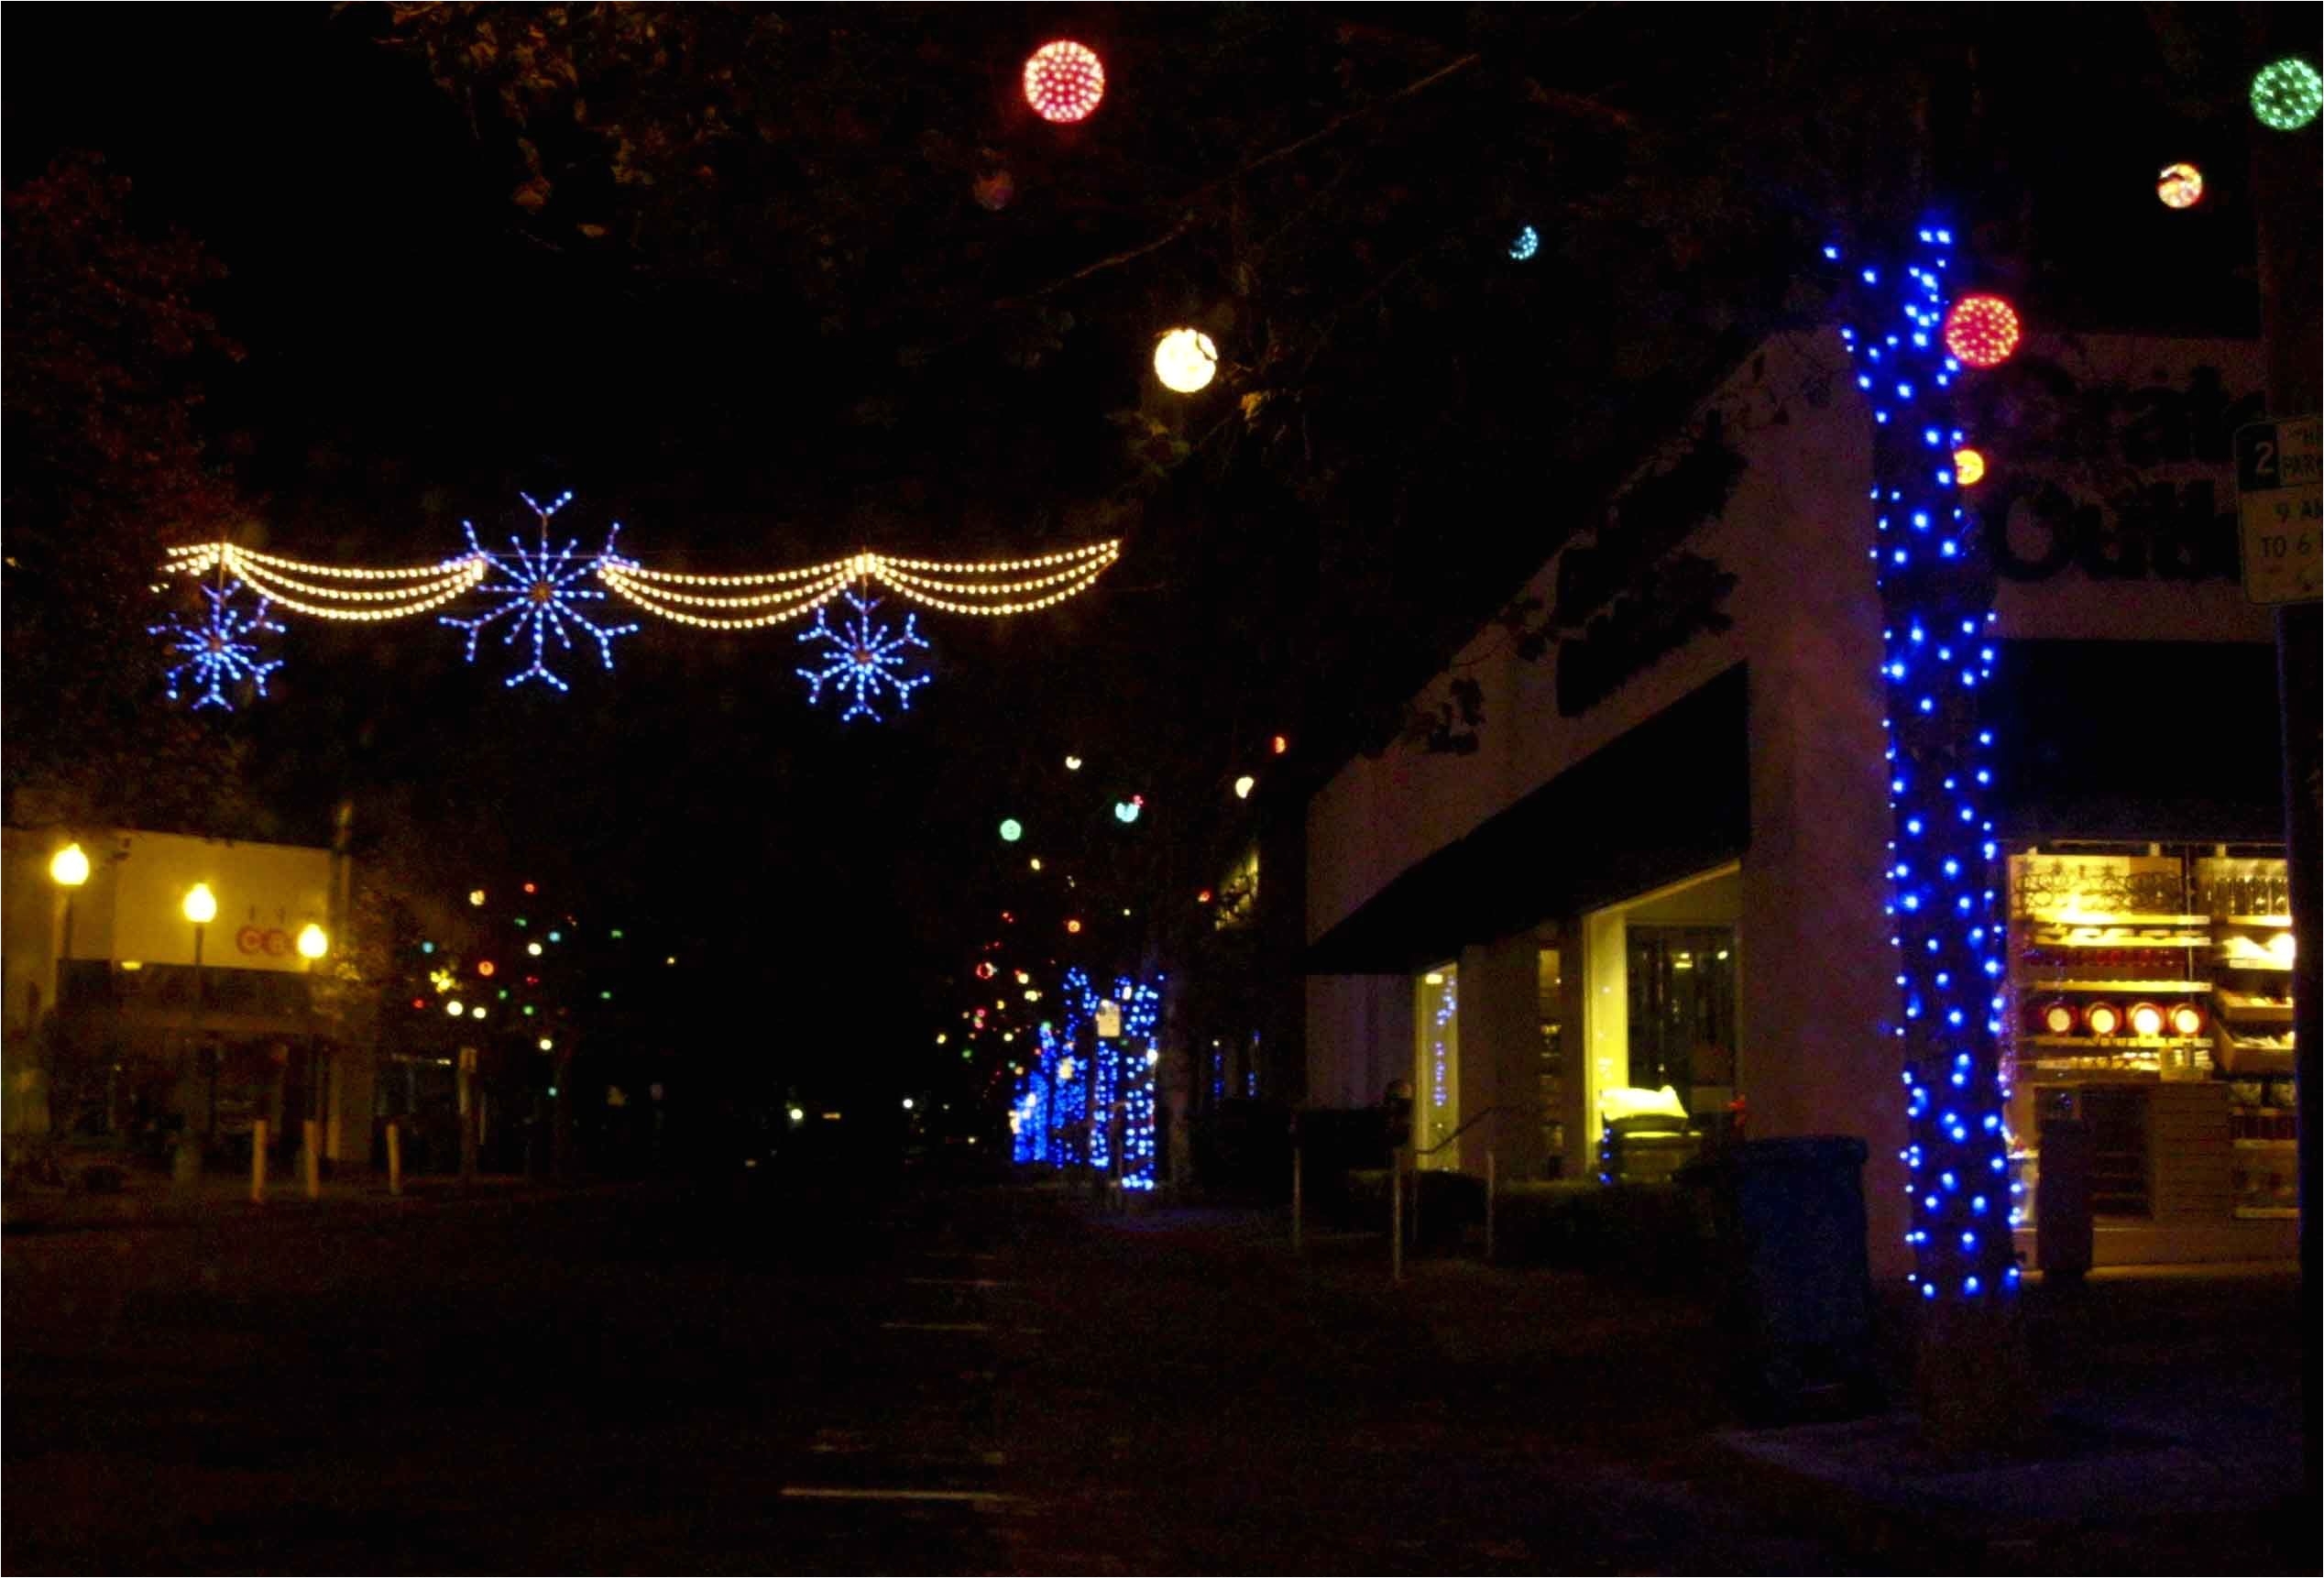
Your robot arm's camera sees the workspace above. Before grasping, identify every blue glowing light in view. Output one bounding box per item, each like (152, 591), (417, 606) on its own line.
(795, 586), (931, 722)
(152, 580), (286, 710)
(442, 493), (638, 691)
(1508, 224), (1540, 261)
(1841, 221), (2015, 1306)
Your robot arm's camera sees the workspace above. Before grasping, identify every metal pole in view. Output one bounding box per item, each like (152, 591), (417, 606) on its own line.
(2247, 35), (2321, 1500)
(193, 922), (213, 1146)
(387, 1121), (402, 1197)
(250, 1118), (268, 1204)
(302, 1118), (322, 1200)
(1486, 1149), (1497, 1265)
(1390, 1152), (1404, 1285)
(1291, 1133), (1304, 1256)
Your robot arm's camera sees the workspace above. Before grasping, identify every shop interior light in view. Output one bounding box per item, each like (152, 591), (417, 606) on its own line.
(2168, 1003), (2205, 1037)
(2127, 1002), (2165, 1038)
(2039, 1001), (2078, 1036)
(2084, 1002), (2122, 1037)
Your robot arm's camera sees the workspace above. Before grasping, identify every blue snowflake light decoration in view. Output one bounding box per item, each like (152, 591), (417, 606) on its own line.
(152, 581), (285, 710)
(795, 586), (930, 722)
(440, 491), (638, 692)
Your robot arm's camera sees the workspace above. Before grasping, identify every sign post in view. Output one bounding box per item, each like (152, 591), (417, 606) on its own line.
(2236, 415), (2321, 606)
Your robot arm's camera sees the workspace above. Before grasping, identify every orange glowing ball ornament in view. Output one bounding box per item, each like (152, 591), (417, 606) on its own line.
(2085, 1002), (2123, 1037)
(2128, 1003), (2166, 1038)
(1024, 40), (1104, 124)
(2040, 1002), (2077, 1036)
(2155, 162), (2204, 209)
(1943, 294), (2022, 369)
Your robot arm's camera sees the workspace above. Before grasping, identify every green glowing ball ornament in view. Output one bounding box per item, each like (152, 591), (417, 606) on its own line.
(2251, 58), (2322, 132)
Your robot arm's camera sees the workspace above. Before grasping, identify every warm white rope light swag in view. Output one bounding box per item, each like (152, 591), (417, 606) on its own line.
(156, 492), (1122, 718)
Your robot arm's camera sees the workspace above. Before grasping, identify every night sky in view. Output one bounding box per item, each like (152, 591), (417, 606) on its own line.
(3, 5), (2279, 1124)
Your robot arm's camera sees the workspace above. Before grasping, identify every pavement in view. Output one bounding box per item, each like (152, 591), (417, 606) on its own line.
(2, 1169), (2312, 1574)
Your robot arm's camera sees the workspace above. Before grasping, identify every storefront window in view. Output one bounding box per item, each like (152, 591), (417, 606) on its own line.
(1538, 947), (1564, 1176)
(2007, 843), (2294, 1225)
(1625, 926), (1738, 1115)
(1413, 964), (1459, 1170)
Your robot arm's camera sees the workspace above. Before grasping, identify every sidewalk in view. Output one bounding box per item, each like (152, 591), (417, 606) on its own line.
(2, 1167), (576, 1235)
(1055, 1197), (2312, 1573)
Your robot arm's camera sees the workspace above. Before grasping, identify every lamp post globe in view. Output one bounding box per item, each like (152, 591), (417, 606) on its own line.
(49, 843), (90, 888)
(297, 924), (329, 960)
(182, 882), (218, 925)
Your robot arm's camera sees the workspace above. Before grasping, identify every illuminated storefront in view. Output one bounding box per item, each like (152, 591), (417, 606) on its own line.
(2, 827), (371, 1167)
(1303, 327), (2290, 1270)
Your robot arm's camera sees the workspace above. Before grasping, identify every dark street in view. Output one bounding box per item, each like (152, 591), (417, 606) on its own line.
(3, 7), (2319, 1573)
(3, 1177), (2304, 1575)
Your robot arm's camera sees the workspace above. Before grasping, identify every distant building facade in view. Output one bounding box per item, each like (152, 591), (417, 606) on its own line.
(3, 827), (372, 1168)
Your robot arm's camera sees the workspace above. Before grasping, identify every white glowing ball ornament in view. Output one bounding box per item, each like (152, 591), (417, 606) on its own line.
(1154, 328), (1219, 394)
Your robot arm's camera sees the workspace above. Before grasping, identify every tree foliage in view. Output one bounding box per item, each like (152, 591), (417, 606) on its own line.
(2, 153), (263, 836)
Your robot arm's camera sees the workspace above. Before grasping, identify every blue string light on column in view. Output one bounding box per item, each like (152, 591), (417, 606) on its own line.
(1832, 222), (2022, 1306)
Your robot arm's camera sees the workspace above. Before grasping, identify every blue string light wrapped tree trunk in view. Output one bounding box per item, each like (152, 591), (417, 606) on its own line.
(1835, 222), (2035, 1450)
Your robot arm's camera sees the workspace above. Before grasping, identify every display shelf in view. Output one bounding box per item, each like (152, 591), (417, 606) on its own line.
(2213, 952), (2293, 972)
(2216, 990), (2293, 1021)
(2235, 1207), (2299, 1220)
(2031, 980), (2212, 994)
(2216, 915), (2291, 929)
(2215, 1032), (2296, 1077)
(2021, 911), (2209, 927)
(2025, 937), (2209, 951)
(2019, 1035), (2209, 1051)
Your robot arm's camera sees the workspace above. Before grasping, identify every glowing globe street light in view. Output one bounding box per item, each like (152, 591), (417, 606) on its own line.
(182, 882), (218, 926)
(1154, 328), (1219, 393)
(297, 924), (329, 960)
(49, 844), (90, 889)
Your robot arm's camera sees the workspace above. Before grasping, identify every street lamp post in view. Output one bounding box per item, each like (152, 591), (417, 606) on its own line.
(182, 882), (217, 1152)
(45, 844), (91, 1138)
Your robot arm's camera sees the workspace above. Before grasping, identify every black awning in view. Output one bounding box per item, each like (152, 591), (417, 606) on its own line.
(1305, 664), (1750, 974)
(1989, 639), (2286, 843)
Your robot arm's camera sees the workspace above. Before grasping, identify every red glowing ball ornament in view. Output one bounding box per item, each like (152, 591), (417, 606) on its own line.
(1942, 293), (2022, 369)
(1024, 40), (1104, 124)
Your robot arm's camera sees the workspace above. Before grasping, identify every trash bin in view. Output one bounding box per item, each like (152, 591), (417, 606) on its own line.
(1683, 1135), (1879, 1424)
(2034, 1112), (2093, 1281)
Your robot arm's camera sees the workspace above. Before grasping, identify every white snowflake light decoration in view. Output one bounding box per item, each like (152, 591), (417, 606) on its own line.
(795, 586), (931, 722)
(152, 581), (286, 709)
(440, 491), (639, 691)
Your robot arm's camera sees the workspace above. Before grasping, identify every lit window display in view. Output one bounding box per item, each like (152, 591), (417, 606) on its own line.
(1414, 965), (1460, 1169)
(2006, 844), (2294, 1225)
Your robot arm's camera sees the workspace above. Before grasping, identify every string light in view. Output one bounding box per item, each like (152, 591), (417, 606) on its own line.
(155, 523), (1119, 706)
(1233, 775), (1255, 799)
(1508, 225), (1540, 261)
(442, 496), (638, 690)
(1953, 447), (1986, 487)
(1839, 221), (2014, 1308)
(1024, 39), (1104, 124)
(151, 582), (284, 709)
(2251, 57), (2323, 132)
(999, 818), (1025, 842)
(795, 586), (930, 722)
